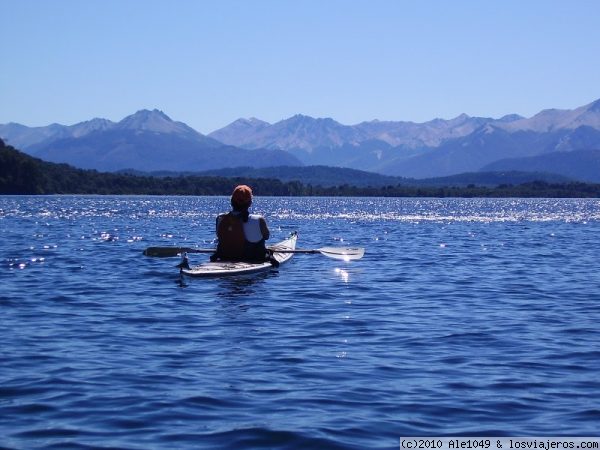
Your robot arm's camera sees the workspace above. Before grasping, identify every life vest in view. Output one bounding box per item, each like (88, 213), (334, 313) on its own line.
(214, 212), (269, 262)
(216, 212), (246, 260)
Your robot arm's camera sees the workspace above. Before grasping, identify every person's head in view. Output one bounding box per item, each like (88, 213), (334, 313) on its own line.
(231, 184), (253, 211)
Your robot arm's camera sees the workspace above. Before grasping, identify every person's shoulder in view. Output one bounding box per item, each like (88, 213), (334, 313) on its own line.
(216, 211), (235, 223)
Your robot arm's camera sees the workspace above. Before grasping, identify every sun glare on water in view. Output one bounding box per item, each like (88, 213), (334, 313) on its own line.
(335, 267), (350, 283)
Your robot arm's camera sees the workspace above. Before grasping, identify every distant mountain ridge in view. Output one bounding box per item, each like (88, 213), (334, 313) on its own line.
(209, 99), (600, 151)
(0, 109), (217, 151)
(208, 98), (600, 179)
(209, 112), (510, 151)
(2, 98), (600, 180)
(380, 125), (600, 179)
(496, 99), (600, 132)
(192, 165), (573, 187)
(482, 148), (600, 183)
(0, 110), (301, 172)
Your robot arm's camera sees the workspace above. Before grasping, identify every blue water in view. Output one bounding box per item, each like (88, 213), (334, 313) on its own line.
(1, 196), (600, 449)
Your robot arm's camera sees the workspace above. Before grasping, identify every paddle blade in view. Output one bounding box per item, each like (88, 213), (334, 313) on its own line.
(318, 247), (365, 261)
(144, 247), (185, 257)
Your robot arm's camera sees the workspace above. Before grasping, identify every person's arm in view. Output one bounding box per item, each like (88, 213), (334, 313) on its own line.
(259, 217), (270, 240)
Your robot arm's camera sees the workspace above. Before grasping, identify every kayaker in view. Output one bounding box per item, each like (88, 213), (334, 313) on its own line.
(211, 184), (277, 265)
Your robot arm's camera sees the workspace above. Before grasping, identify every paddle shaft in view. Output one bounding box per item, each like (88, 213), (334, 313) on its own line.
(143, 246), (364, 259)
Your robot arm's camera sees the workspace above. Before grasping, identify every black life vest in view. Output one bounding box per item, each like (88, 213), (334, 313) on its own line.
(215, 212), (246, 260)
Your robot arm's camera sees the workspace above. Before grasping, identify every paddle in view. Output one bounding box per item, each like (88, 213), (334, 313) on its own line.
(143, 245), (364, 260)
(282, 247), (365, 261)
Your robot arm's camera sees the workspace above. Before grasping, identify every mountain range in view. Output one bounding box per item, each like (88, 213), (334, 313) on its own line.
(0, 110), (300, 172)
(208, 99), (600, 180)
(2, 98), (600, 181)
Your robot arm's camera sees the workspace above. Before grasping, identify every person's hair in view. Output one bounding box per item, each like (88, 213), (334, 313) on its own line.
(231, 200), (250, 222)
(231, 185), (252, 221)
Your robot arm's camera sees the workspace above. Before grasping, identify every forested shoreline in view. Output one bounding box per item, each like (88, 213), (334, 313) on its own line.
(2, 139), (600, 198)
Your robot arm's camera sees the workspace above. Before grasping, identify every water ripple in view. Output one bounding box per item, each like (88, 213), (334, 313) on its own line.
(1, 196), (600, 449)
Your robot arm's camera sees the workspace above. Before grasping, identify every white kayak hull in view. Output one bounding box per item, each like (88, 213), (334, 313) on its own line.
(180, 232), (298, 278)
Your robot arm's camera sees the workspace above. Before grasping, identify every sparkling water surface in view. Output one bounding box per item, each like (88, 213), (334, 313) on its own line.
(1, 196), (600, 449)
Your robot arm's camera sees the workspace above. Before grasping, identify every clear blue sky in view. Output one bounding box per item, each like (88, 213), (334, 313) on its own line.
(1, 0), (599, 134)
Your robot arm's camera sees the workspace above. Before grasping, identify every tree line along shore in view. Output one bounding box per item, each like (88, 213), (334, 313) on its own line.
(2, 139), (600, 198)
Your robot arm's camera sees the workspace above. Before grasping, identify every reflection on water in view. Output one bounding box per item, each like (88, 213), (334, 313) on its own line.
(215, 274), (270, 299)
(335, 267), (350, 283)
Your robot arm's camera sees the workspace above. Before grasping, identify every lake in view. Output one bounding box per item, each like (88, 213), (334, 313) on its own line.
(1, 196), (600, 449)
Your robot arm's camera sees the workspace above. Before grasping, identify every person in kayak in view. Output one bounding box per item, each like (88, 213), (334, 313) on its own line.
(211, 184), (277, 265)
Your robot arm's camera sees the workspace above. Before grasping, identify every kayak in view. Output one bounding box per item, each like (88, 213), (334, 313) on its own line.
(180, 232), (298, 278)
